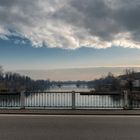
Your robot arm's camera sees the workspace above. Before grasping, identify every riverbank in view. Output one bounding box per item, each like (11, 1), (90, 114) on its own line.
(0, 109), (140, 115)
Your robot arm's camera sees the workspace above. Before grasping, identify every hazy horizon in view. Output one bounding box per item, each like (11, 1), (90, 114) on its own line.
(13, 67), (140, 81)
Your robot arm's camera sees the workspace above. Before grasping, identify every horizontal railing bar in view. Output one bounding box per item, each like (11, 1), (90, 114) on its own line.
(0, 91), (139, 94)
(25, 91), (122, 95)
(0, 91), (123, 96)
(0, 92), (20, 95)
(80, 92), (122, 95)
(25, 91), (74, 94)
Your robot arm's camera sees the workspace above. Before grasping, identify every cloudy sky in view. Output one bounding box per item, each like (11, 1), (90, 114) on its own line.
(0, 0), (140, 80)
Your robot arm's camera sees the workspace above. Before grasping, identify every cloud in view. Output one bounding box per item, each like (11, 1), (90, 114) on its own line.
(0, 0), (140, 49)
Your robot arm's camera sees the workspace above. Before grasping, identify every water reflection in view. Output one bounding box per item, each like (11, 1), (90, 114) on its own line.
(2, 85), (140, 108)
(23, 85), (123, 108)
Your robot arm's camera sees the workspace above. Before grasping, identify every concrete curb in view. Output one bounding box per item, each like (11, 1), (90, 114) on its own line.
(1, 109), (140, 115)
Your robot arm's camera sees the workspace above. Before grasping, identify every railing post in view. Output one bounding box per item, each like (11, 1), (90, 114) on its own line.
(72, 91), (76, 110)
(128, 90), (133, 110)
(123, 90), (129, 110)
(123, 90), (133, 110)
(20, 91), (25, 109)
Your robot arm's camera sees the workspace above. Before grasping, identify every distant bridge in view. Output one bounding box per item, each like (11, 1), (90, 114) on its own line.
(50, 82), (88, 88)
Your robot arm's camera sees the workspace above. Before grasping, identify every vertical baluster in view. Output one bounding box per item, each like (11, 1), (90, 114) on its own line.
(55, 93), (57, 108)
(30, 93), (32, 107)
(44, 93), (47, 107)
(41, 93), (43, 107)
(104, 96), (106, 108)
(67, 93), (68, 108)
(69, 92), (71, 108)
(98, 96), (100, 108)
(50, 93), (52, 107)
(38, 92), (40, 107)
(63, 93), (65, 108)
(37, 93), (39, 107)
(47, 93), (50, 107)
(61, 93), (63, 107)
(28, 93), (30, 107)
(34, 93), (36, 107)
(52, 93), (54, 107)
(46, 93), (48, 107)
(72, 91), (76, 110)
(90, 95), (92, 108)
(94, 95), (96, 108)
(47, 93), (49, 107)
(81, 95), (83, 108)
(109, 95), (111, 108)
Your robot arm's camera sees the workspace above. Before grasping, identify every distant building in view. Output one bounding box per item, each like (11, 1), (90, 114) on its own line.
(133, 80), (140, 88)
(120, 80), (128, 86)
(119, 72), (140, 90)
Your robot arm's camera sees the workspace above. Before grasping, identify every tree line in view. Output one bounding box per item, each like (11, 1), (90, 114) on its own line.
(87, 69), (140, 92)
(0, 65), (139, 92)
(0, 66), (50, 92)
(87, 72), (121, 91)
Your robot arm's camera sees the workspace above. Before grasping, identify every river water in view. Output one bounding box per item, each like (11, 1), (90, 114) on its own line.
(1, 85), (139, 109)
(23, 85), (124, 109)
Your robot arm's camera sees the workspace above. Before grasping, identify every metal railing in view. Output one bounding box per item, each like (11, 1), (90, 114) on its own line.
(0, 92), (20, 108)
(24, 92), (72, 109)
(0, 91), (140, 109)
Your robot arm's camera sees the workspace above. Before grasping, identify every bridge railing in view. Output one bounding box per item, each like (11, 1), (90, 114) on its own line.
(0, 92), (20, 108)
(0, 91), (140, 109)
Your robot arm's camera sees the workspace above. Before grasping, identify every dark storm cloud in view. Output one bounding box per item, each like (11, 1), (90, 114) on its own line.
(0, 0), (140, 49)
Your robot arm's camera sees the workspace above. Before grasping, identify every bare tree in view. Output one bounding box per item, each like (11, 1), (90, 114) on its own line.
(0, 65), (3, 79)
(124, 68), (136, 91)
(124, 68), (135, 79)
(0, 65), (3, 73)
